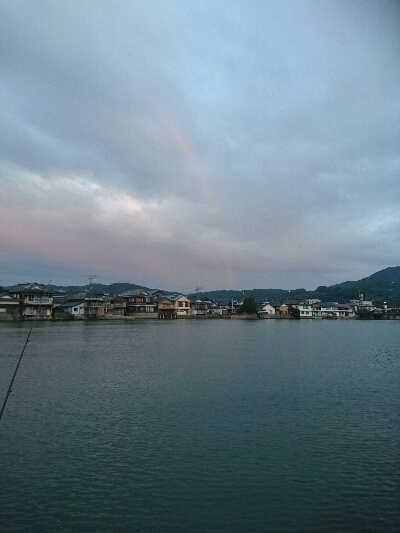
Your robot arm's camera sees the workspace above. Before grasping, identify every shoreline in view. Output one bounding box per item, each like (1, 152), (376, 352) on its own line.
(1, 314), (398, 322)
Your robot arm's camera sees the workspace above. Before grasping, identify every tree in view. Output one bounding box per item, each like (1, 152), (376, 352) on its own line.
(357, 308), (373, 320)
(240, 297), (258, 314)
(290, 307), (301, 319)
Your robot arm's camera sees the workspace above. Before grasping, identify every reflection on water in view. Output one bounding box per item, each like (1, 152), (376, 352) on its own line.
(0, 320), (399, 532)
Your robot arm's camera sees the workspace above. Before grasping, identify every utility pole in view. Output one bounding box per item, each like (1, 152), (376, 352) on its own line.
(195, 286), (202, 299)
(87, 274), (100, 294)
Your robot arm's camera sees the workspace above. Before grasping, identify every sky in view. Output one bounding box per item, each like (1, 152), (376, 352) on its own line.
(1, 0), (399, 292)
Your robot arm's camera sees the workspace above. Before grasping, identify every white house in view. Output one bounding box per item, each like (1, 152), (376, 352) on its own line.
(295, 301), (313, 317)
(58, 301), (85, 317)
(259, 303), (275, 316)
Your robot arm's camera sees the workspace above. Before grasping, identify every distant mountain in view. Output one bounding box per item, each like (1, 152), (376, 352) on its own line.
(188, 288), (291, 302)
(48, 282), (149, 295)
(193, 267), (400, 305)
(333, 266), (400, 288)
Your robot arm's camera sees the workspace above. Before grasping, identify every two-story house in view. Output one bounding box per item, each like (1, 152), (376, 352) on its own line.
(119, 290), (156, 315)
(83, 297), (105, 318)
(0, 292), (21, 318)
(259, 302), (276, 317)
(8, 282), (53, 318)
(104, 296), (127, 316)
(156, 295), (191, 318)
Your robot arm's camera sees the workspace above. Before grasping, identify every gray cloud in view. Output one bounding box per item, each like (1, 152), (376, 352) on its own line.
(1, 0), (399, 291)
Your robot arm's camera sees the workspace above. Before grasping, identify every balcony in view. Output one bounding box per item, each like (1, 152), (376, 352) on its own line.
(27, 297), (51, 304)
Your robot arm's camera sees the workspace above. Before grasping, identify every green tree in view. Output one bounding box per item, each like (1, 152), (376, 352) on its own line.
(290, 307), (301, 319)
(357, 308), (373, 320)
(240, 297), (258, 314)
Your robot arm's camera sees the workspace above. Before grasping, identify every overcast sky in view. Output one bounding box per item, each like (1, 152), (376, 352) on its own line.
(1, 1), (399, 292)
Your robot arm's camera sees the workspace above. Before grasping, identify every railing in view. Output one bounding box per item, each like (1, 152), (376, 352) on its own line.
(27, 298), (51, 304)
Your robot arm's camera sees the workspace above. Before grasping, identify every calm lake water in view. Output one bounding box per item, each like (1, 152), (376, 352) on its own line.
(0, 319), (399, 532)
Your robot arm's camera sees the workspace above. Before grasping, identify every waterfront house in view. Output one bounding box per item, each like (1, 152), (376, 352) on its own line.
(337, 304), (355, 318)
(269, 301), (289, 316)
(296, 301), (313, 317)
(8, 282), (53, 318)
(104, 296), (127, 316)
(57, 301), (85, 317)
(0, 292), (21, 318)
(311, 302), (355, 318)
(156, 296), (175, 318)
(259, 303), (276, 316)
(83, 297), (105, 318)
(170, 294), (191, 316)
(312, 302), (339, 318)
(119, 290), (156, 315)
(156, 294), (191, 318)
(282, 299), (313, 317)
(189, 297), (209, 316)
(208, 303), (228, 316)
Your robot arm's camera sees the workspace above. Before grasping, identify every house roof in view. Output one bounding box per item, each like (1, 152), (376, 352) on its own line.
(168, 294), (189, 301)
(119, 289), (150, 297)
(0, 293), (20, 303)
(66, 292), (87, 301)
(269, 301), (288, 307)
(282, 299), (306, 305)
(154, 296), (172, 303)
(7, 282), (46, 293)
(59, 302), (83, 308)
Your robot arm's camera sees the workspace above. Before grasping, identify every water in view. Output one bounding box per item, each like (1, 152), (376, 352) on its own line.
(0, 319), (399, 532)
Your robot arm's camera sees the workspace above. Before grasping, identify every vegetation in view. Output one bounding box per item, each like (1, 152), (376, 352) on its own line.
(194, 267), (400, 307)
(357, 308), (373, 320)
(239, 297), (258, 314)
(49, 282), (148, 295)
(55, 308), (74, 320)
(290, 307), (301, 319)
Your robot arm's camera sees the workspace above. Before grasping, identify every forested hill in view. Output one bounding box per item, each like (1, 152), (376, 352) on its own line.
(193, 267), (400, 305)
(332, 266), (400, 287)
(49, 282), (149, 294)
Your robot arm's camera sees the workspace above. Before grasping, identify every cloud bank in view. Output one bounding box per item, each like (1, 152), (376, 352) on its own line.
(1, 1), (399, 291)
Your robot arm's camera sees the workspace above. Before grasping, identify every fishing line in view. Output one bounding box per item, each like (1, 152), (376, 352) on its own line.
(0, 280), (52, 423)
